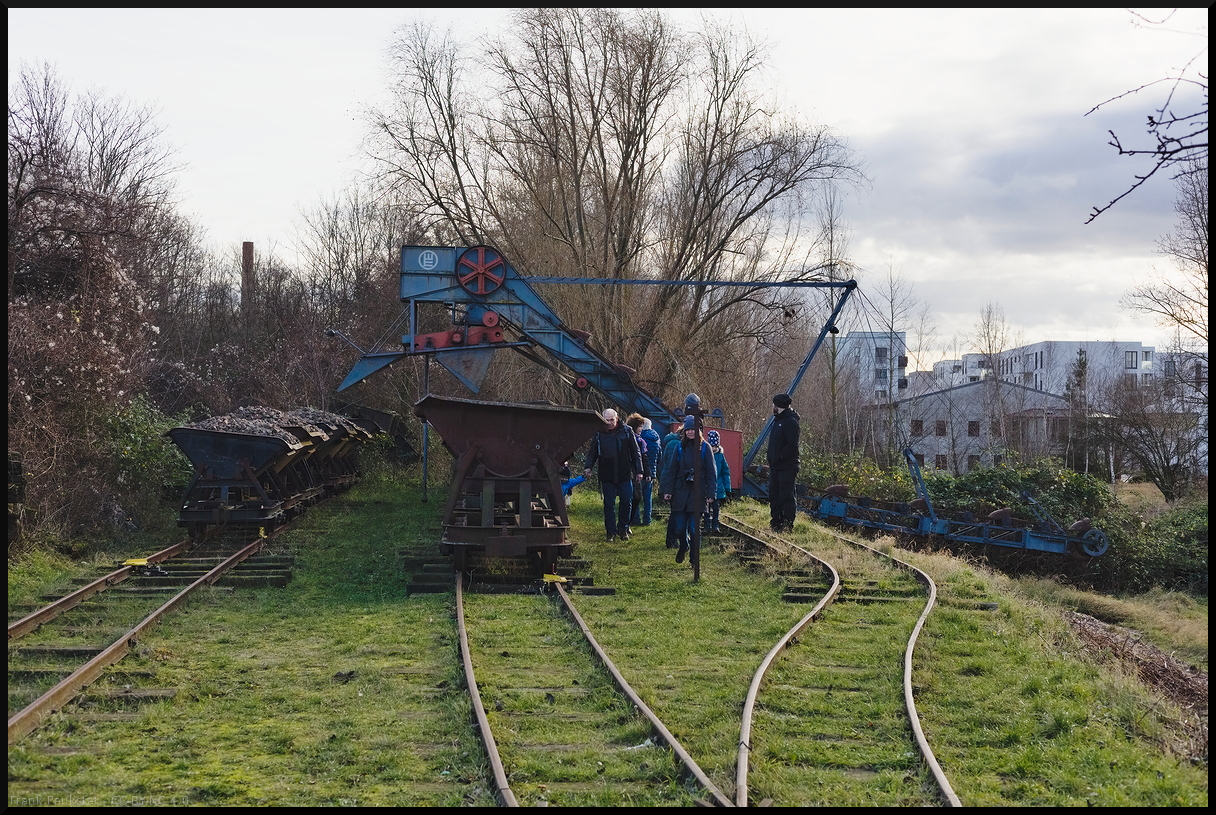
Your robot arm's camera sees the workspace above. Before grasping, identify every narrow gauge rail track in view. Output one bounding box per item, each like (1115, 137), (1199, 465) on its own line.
(455, 574), (733, 807)
(7, 529), (293, 744)
(721, 515), (961, 807)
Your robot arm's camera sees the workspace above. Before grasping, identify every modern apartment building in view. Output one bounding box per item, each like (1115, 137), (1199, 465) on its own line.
(832, 330), (909, 403)
(927, 341), (1158, 393)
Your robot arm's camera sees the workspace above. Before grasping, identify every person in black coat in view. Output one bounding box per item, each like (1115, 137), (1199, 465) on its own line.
(584, 408), (644, 541)
(766, 393), (800, 532)
(660, 416), (717, 564)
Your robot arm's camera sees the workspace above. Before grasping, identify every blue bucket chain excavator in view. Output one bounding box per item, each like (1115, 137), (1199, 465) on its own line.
(333, 244), (856, 499)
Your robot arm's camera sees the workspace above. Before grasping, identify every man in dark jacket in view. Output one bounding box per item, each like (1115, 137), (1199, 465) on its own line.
(660, 416), (717, 565)
(766, 393), (800, 532)
(584, 408), (644, 541)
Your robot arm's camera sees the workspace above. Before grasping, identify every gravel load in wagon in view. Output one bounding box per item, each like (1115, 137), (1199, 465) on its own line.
(166, 427), (303, 481)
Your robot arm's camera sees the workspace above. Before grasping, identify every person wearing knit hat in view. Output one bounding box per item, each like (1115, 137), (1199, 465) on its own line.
(660, 414), (715, 569)
(766, 393), (800, 533)
(702, 430), (730, 534)
(625, 413), (661, 527)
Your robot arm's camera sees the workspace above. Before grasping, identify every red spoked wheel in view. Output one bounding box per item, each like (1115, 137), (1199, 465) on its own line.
(456, 246), (506, 296)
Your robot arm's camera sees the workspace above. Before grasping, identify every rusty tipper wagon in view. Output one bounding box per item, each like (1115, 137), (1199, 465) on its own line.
(414, 395), (605, 573)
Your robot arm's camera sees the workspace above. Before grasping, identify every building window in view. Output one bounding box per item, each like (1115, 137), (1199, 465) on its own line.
(875, 368), (888, 382)
(935, 420), (947, 436)
(934, 455), (948, 470)
(910, 419), (924, 437)
(1163, 359), (1177, 376)
(990, 420), (1002, 437)
(875, 346), (888, 362)
(968, 455), (981, 471)
(1125, 350), (1138, 369)
(913, 453), (925, 466)
(967, 420), (980, 437)
(969, 376), (980, 383)
(993, 454), (1004, 467)
(875, 389), (887, 400)
(1143, 350), (1151, 362)
(1141, 373), (1153, 387)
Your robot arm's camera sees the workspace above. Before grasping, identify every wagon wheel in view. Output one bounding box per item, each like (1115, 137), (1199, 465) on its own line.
(456, 245), (506, 296)
(1078, 528), (1110, 557)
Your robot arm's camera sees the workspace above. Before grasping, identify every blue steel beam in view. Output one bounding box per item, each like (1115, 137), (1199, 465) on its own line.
(336, 246), (857, 500)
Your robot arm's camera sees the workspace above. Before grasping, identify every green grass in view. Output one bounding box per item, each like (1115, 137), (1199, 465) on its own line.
(7, 479), (1208, 806)
(9, 473), (494, 806)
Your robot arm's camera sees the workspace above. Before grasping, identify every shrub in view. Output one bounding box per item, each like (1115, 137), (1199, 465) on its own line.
(798, 450), (915, 502)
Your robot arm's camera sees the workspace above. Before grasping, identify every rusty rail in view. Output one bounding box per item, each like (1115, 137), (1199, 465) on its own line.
(726, 518), (841, 807)
(823, 528), (962, 807)
(554, 582), (734, 807)
(726, 516), (962, 808)
(8, 535), (269, 744)
(454, 573), (518, 807)
(8, 539), (195, 641)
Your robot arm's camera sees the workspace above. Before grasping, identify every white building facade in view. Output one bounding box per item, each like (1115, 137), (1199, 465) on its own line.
(887, 380), (1069, 474)
(834, 330), (909, 404)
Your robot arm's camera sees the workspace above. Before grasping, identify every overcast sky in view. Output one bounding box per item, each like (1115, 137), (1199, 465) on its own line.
(9, 8), (1207, 363)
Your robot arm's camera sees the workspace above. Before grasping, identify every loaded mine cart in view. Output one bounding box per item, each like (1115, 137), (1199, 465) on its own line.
(167, 425), (305, 537)
(414, 395), (605, 574)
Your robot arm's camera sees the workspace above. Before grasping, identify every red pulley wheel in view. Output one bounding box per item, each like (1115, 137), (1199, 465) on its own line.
(456, 246), (506, 296)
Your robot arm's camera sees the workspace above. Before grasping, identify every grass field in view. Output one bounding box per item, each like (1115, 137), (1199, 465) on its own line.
(7, 473), (1208, 806)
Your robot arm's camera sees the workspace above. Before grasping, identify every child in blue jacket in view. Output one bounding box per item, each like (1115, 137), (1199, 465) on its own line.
(703, 430), (730, 533)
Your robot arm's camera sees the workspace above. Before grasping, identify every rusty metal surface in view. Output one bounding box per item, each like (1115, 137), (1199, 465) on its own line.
(414, 395), (604, 477)
(8, 534), (273, 744)
(8, 539), (195, 641)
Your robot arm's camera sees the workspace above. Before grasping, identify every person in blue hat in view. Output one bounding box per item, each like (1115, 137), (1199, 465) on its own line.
(702, 430), (730, 534)
(660, 415), (716, 565)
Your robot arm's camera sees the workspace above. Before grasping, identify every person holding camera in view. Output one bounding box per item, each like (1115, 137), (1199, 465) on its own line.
(660, 415), (717, 565)
(584, 408), (644, 541)
(767, 393), (801, 532)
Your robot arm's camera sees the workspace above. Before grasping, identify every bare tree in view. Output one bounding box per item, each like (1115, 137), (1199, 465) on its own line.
(856, 260), (920, 465)
(368, 9), (863, 416)
(1093, 374), (1203, 501)
(1085, 9), (1207, 222)
(8, 63), (195, 538)
(964, 301), (1023, 448)
(1123, 156), (1207, 407)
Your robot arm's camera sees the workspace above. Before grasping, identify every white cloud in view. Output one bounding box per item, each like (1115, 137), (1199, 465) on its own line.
(9, 7), (1204, 358)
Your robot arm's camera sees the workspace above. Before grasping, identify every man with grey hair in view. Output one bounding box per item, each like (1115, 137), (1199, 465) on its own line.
(584, 408), (644, 541)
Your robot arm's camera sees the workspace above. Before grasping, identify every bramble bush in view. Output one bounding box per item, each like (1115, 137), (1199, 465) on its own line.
(101, 395), (193, 497)
(798, 452), (1206, 595)
(798, 450), (915, 503)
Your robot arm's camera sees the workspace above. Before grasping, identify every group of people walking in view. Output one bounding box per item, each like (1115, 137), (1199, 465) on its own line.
(583, 393), (800, 563)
